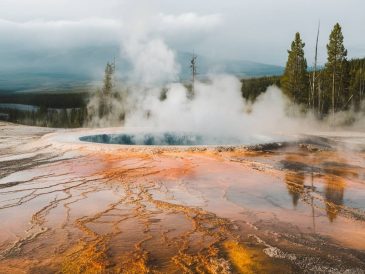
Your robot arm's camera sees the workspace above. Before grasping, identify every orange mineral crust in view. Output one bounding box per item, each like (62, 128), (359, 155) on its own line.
(0, 123), (364, 273)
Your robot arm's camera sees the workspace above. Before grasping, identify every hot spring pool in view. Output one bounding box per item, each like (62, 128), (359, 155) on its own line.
(79, 132), (248, 146)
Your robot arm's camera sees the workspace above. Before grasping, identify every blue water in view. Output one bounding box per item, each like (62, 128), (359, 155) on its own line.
(0, 103), (39, 111)
(79, 132), (244, 146)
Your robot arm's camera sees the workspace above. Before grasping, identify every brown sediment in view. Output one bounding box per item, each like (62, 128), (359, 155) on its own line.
(0, 123), (365, 273)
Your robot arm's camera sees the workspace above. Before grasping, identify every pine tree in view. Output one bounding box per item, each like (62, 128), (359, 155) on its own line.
(102, 62), (115, 95)
(324, 23), (349, 117)
(281, 32), (309, 105)
(349, 58), (365, 111)
(99, 61), (116, 118)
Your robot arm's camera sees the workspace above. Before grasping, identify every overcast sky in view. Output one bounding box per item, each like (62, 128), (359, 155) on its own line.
(0, 0), (364, 66)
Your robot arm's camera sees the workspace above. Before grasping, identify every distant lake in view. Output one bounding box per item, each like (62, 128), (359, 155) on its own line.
(0, 103), (39, 111)
(0, 104), (81, 112)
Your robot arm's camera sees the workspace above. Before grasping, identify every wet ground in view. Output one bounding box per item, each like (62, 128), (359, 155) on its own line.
(0, 122), (364, 273)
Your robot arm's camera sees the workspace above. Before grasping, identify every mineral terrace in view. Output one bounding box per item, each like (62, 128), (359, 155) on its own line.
(0, 122), (364, 273)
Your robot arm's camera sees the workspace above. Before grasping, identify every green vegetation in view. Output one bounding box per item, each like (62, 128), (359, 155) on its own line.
(281, 32), (309, 105)
(0, 62), (122, 128)
(241, 76), (281, 102)
(0, 106), (87, 128)
(94, 61), (116, 119)
(0, 92), (89, 128)
(282, 23), (364, 118)
(0, 92), (88, 109)
(323, 23), (349, 116)
(86, 61), (126, 127)
(349, 59), (365, 111)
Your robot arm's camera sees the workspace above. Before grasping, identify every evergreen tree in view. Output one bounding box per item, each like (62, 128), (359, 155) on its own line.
(60, 109), (69, 127)
(102, 62), (115, 95)
(281, 32), (309, 105)
(70, 108), (77, 127)
(324, 23), (349, 116)
(99, 61), (116, 118)
(349, 58), (365, 111)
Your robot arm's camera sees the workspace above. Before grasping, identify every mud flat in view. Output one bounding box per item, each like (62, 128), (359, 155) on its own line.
(0, 121), (364, 273)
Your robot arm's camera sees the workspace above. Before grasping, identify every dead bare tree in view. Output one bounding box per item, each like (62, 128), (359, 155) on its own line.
(311, 21), (320, 114)
(190, 53), (197, 96)
(360, 62), (364, 103)
(318, 73), (323, 115)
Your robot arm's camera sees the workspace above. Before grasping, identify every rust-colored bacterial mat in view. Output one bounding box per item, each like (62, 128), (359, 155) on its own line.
(0, 123), (364, 273)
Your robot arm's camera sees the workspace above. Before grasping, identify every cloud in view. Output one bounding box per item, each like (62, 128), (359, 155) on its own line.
(0, 0), (364, 65)
(154, 12), (223, 50)
(158, 12), (222, 31)
(0, 18), (122, 49)
(0, 11), (222, 51)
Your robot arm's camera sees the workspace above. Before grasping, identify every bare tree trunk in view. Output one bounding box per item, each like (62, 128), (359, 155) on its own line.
(312, 21), (320, 113)
(360, 64), (364, 103)
(318, 78), (322, 115)
(332, 71), (335, 125)
(190, 54), (197, 97)
(318, 77), (322, 114)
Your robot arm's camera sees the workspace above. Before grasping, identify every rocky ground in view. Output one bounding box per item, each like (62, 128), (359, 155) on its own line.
(0, 121), (364, 273)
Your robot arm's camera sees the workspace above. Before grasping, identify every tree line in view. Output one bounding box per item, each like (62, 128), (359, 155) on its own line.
(1, 106), (87, 128)
(241, 76), (281, 102)
(0, 92), (89, 128)
(281, 23), (365, 118)
(0, 92), (87, 108)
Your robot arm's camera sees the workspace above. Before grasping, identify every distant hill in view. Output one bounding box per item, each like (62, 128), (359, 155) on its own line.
(0, 45), (284, 92)
(176, 52), (284, 80)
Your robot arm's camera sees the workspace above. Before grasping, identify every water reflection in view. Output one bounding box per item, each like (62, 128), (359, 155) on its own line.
(322, 158), (354, 222)
(284, 170), (346, 223)
(282, 153), (349, 223)
(284, 172), (305, 207)
(324, 176), (345, 222)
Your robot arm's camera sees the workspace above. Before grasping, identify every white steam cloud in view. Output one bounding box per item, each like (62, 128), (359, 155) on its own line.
(121, 38), (180, 85)
(115, 26), (320, 143)
(123, 76), (322, 144)
(85, 7), (364, 143)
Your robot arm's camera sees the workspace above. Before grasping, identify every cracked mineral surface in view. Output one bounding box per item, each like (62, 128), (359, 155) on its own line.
(0, 122), (364, 273)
